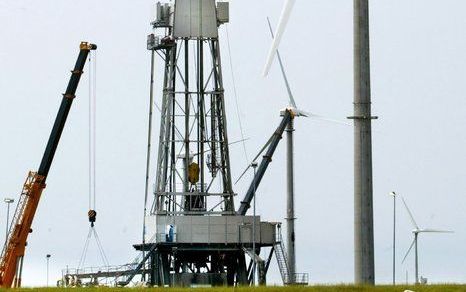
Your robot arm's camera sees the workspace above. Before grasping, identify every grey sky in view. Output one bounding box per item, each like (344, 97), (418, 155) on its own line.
(1, 0), (465, 286)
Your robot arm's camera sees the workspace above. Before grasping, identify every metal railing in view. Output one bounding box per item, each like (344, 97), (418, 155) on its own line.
(274, 223), (309, 285)
(61, 263), (142, 287)
(292, 273), (310, 285)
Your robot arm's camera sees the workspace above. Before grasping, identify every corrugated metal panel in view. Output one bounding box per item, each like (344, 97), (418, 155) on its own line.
(174, 0), (218, 38)
(260, 222), (276, 243)
(217, 2), (229, 24)
(145, 215), (275, 245)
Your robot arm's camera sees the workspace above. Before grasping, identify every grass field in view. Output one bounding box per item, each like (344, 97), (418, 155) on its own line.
(10, 286), (466, 292)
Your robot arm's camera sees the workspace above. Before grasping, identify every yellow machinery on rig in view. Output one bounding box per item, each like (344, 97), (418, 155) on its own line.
(0, 42), (96, 288)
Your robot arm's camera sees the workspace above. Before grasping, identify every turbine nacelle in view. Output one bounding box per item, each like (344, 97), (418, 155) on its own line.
(280, 107), (309, 118)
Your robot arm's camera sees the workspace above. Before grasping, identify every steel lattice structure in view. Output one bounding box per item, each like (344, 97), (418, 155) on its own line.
(152, 36), (235, 217)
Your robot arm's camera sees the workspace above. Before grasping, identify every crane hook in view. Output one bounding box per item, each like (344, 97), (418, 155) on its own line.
(88, 210), (97, 227)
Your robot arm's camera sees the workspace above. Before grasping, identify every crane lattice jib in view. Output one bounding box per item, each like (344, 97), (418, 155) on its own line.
(0, 42), (96, 288)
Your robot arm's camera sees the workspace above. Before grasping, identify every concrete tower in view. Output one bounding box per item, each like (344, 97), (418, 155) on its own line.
(352, 0), (375, 285)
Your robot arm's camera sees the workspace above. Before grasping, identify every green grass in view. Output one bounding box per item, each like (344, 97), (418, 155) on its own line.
(8, 285), (466, 292)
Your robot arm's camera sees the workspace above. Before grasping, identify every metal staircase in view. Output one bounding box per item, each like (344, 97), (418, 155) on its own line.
(274, 225), (309, 285)
(116, 244), (158, 286)
(274, 227), (290, 284)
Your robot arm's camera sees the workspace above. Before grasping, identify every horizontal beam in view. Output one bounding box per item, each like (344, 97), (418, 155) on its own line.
(154, 192), (237, 197)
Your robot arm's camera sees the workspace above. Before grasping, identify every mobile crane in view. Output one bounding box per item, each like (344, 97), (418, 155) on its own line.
(0, 42), (97, 288)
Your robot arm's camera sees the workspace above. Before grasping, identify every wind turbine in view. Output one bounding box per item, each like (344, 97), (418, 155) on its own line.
(400, 196), (453, 284)
(262, 3), (349, 283)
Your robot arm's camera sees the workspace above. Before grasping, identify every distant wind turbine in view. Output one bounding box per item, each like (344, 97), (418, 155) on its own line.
(400, 196), (453, 284)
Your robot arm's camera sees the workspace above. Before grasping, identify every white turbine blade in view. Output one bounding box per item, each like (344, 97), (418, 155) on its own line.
(401, 196), (419, 230)
(294, 109), (310, 117)
(418, 229), (454, 234)
(234, 135), (274, 185)
(277, 52), (296, 108)
(263, 0), (296, 77)
(401, 238), (416, 264)
(301, 111), (352, 126)
(266, 17), (297, 109)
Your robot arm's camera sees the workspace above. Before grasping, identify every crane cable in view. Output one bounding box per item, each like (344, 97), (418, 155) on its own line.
(225, 25), (249, 165)
(78, 50), (109, 269)
(140, 48), (156, 282)
(89, 48), (97, 213)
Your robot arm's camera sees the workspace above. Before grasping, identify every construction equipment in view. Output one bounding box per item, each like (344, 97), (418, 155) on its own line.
(0, 42), (97, 288)
(237, 110), (292, 216)
(63, 1), (309, 287)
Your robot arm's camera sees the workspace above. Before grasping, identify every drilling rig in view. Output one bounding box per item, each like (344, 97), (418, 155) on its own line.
(137, 0), (281, 286)
(61, 1), (308, 287)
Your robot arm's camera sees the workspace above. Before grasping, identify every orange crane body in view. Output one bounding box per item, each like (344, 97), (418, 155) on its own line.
(0, 42), (96, 288)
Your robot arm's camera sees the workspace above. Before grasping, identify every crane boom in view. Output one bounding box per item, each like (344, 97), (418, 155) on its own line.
(237, 110), (292, 216)
(0, 42), (97, 288)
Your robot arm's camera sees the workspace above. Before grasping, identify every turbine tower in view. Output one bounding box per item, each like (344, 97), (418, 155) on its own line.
(351, 0), (376, 284)
(401, 196), (453, 285)
(266, 0), (376, 285)
(263, 1), (300, 283)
